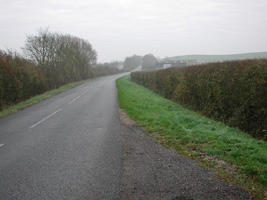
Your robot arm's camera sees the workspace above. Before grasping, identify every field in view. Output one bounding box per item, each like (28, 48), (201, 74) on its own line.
(163, 52), (267, 63)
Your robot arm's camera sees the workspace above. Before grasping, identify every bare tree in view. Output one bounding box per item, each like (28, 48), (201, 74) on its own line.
(23, 27), (58, 69)
(23, 28), (97, 87)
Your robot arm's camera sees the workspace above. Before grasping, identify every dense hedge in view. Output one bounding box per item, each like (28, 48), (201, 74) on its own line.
(131, 59), (267, 138)
(0, 51), (46, 110)
(0, 50), (121, 111)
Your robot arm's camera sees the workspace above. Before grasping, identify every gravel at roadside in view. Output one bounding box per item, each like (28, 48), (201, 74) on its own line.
(120, 109), (252, 200)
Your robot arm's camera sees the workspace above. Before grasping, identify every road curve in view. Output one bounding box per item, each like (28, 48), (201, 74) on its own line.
(0, 74), (127, 200)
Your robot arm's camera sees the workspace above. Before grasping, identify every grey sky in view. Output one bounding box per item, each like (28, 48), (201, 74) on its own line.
(1, 0), (267, 62)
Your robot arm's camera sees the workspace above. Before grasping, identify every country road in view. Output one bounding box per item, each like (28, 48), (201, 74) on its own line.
(0, 73), (252, 200)
(0, 73), (127, 200)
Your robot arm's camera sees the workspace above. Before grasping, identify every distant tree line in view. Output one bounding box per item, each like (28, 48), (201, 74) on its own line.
(123, 54), (157, 71)
(123, 55), (142, 71)
(142, 54), (157, 70)
(0, 28), (121, 110)
(97, 61), (123, 69)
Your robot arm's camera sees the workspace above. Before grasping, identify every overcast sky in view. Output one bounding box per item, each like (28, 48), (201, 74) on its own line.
(1, 0), (267, 62)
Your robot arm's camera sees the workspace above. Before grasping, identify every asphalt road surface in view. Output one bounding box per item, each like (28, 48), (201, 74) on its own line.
(0, 73), (252, 200)
(0, 74), (126, 200)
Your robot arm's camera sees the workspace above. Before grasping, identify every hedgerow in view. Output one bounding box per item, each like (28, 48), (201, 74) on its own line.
(131, 59), (267, 139)
(0, 51), (46, 110)
(0, 50), (120, 111)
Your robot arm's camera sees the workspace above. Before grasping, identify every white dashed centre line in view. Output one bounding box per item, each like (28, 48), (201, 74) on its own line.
(68, 96), (80, 104)
(0, 144), (4, 147)
(31, 109), (62, 128)
(90, 86), (93, 89)
(82, 89), (89, 95)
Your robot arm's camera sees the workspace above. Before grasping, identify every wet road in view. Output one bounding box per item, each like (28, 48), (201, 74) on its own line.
(0, 74), (125, 200)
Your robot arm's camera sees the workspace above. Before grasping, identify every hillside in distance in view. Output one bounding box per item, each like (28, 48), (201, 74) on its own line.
(163, 52), (267, 64)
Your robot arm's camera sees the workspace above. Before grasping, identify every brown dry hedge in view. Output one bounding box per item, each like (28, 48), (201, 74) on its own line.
(131, 59), (267, 139)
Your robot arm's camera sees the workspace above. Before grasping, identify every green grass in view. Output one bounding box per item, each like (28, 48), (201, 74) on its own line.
(117, 75), (267, 199)
(0, 79), (89, 118)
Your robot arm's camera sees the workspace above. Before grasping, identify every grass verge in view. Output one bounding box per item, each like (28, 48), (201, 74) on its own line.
(117, 75), (266, 199)
(0, 79), (89, 118)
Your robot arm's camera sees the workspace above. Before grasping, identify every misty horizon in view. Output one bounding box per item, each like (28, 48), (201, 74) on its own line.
(1, 0), (267, 62)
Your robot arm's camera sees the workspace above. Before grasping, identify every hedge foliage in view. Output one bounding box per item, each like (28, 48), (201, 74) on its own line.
(131, 59), (267, 139)
(0, 50), (120, 111)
